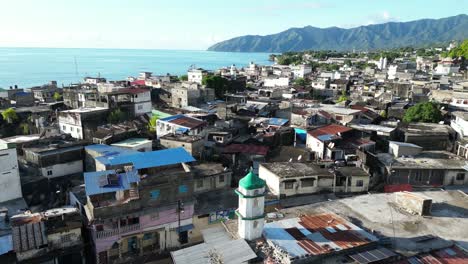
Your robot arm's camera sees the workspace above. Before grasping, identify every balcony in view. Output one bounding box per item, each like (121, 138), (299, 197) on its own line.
(96, 223), (141, 239)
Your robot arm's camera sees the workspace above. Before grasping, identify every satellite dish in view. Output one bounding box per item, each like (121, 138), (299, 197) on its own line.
(297, 155), (302, 161)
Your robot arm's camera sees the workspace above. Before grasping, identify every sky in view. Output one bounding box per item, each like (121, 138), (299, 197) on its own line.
(0, 0), (466, 50)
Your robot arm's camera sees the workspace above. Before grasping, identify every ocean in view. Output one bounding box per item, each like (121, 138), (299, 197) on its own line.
(0, 48), (271, 88)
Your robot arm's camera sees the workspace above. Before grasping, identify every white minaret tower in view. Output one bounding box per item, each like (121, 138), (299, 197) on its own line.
(230, 64), (237, 80)
(235, 169), (265, 241)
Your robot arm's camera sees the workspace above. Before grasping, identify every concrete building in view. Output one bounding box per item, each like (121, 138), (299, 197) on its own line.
(191, 163), (232, 193)
(187, 68), (208, 84)
(171, 82), (215, 108)
(291, 64), (312, 79)
(21, 139), (85, 179)
(0, 141), (23, 203)
(377, 147), (468, 187)
(11, 207), (84, 263)
(156, 114), (206, 139)
(235, 170), (265, 241)
(259, 162), (369, 197)
(58, 107), (109, 140)
(106, 88), (152, 116)
(397, 123), (455, 151)
(451, 111), (468, 139)
(111, 138), (153, 152)
(159, 134), (205, 159)
(77, 147), (196, 263)
(263, 77), (290, 87)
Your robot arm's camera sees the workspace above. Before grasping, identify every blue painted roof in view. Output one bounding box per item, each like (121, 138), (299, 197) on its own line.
(159, 114), (185, 122)
(84, 169), (140, 196)
(86, 144), (138, 156)
(102, 147), (195, 169)
(268, 118), (289, 126)
(317, 134), (335, 141)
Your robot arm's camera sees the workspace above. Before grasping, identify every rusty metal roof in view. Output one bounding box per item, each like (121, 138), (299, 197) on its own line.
(308, 124), (353, 139)
(159, 114), (206, 129)
(263, 213), (378, 260)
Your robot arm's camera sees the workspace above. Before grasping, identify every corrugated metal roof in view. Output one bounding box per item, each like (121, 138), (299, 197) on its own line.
(84, 169), (140, 196)
(349, 247), (397, 263)
(171, 227), (257, 264)
(223, 144), (269, 156)
(268, 118), (289, 126)
(159, 114), (206, 129)
(308, 124), (353, 139)
(263, 213), (378, 260)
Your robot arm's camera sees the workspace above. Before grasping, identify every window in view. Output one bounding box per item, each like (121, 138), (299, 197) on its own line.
(456, 173), (465, 181)
(301, 178), (316, 187)
(218, 175), (225, 183)
(62, 125), (66, 131)
(70, 127), (74, 132)
(95, 225), (104, 231)
(253, 221), (258, 228)
(284, 181), (294, 189)
(356, 180), (364, 187)
(138, 105), (143, 110)
(254, 198), (259, 207)
(128, 217), (139, 225)
(150, 189), (160, 200)
(47, 170), (53, 176)
(197, 179), (203, 188)
(77, 128), (81, 133)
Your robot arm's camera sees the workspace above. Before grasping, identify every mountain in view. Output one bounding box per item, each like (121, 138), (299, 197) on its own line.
(207, 14), (468, 52)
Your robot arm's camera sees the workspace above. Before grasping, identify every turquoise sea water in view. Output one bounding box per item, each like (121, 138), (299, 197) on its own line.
(0, 48), (271, 88)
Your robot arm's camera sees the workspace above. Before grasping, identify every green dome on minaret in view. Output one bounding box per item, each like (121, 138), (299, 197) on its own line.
(239, 169), (265, 190)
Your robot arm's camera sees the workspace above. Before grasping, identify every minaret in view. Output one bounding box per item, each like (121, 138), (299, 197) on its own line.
(230, 64), (237, 80)
(235, 169), (266, 241)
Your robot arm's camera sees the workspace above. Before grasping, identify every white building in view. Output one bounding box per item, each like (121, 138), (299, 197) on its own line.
(259, 163), (369, 197)
(263, 77), (290, 87)
(291, 64), (312, 79)
(377, 57), (388, 70)
(434, 63), (460, 76)
(235, 170), (265, 241)
(156, 114), (206, 138)
(58, 107), (108, 140)
(188, 68), (207, 84)
(451, 111), (468, 138)
(0, 141), (23, 202)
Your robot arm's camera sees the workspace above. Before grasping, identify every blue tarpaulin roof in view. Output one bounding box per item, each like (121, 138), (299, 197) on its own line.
(84, 169), (140, 196)
(102, 147), (195, 169)
(317, 134), (335, 141)
(268, 118), (289, 126)
(0, 235), (12, 255)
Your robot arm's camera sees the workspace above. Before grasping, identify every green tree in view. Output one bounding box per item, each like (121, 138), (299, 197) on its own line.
(179, 75), (188, 81)
(294, 78), (309, 86)
(107, 108), (127, 124)
(403, 102), (442, 123)
(2, 108), (18, 124)
(53, 92), (62, 101)
(337, 90), (348, 103)
(202, 75), (229, 98)
(446, 39), (468, 58)
(148, 114), (159, 133)
(19, 122), (29, 135)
